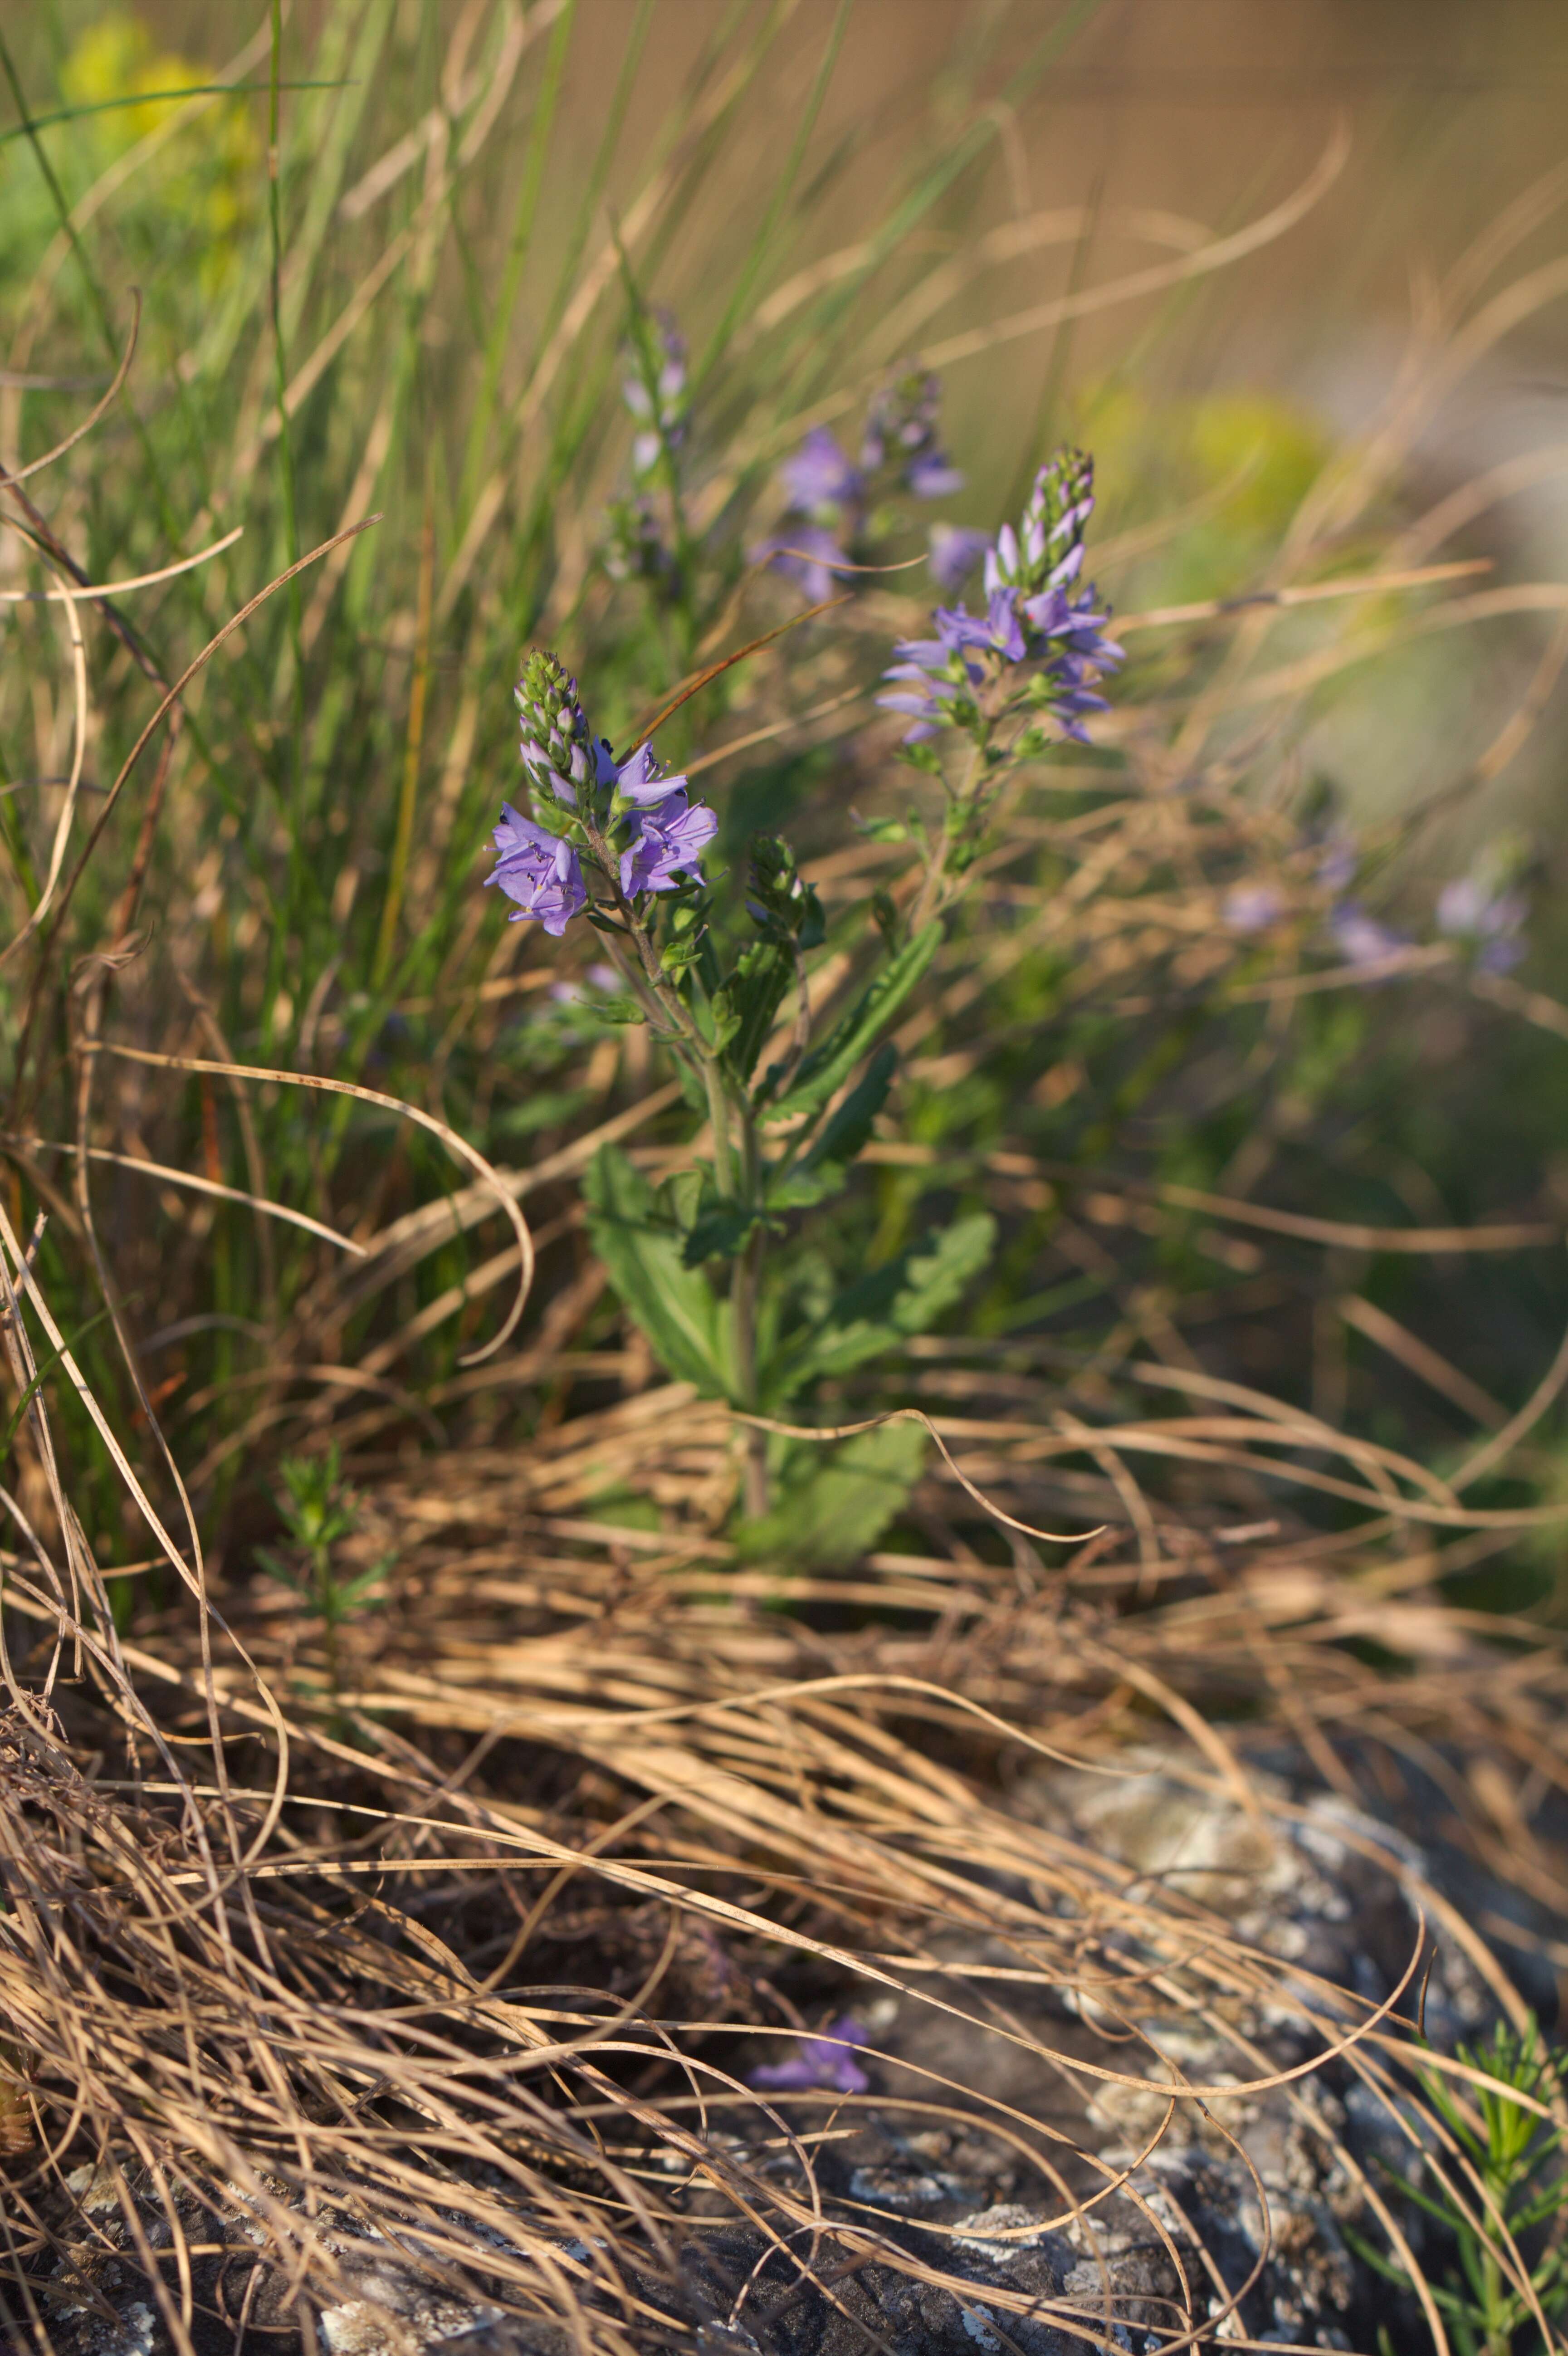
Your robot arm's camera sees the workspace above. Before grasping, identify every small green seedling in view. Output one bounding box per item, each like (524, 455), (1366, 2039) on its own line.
(256, 1444), (387, 1698)
(1357, 2016), (1568, 2356)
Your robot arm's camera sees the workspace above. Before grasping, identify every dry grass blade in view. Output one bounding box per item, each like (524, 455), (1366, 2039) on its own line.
(98, 1046), (534, 1366)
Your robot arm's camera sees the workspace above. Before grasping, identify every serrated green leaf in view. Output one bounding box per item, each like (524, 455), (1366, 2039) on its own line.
(682, 1205), (767, 1267)
(584, 1145), (733, 1396)
(736, 1421), (926, 1565)
(760, 1210), (996, 1400)
(765, 1043), (898, 1212)
(762, 924), (940, 1126)
(804, 1041), (897, 1173)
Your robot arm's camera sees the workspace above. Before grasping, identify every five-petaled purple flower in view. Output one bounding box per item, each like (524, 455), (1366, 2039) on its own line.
(879, 448), (1122, 745)
(748, 2015), (870, 2097)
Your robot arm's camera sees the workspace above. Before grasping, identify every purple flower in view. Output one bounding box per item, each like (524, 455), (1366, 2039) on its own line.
(782, 426), (861, 512)
(905, 451), (965, 499)
(748, 2016), (869, 2097)
(928, 524), (991, 592)
(487, 807), (587, 936)
(753, 523), (850, 604)
(1223, 883), (1284, 934)
(619, 791), (718, 897)
(1436, 875), (1528, 970)
(608, 740), (691, 807)
(1329, 903), (1407, 971)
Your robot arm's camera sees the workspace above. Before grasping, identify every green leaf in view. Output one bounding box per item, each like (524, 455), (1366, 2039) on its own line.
(894, 741), (946, 779)
(805, 1041), (897, 1172)
(736, 1420), (927, 1564)
(660, 933), (707, 972)
(720, 937), (796, 1081)
(682, 1204), (767, 1267)
(584, 1144), (733, 1396)
(583, 994), (647, 1026)
(762, 923), (940, 1125)
(767, 1042), (899, 1211)
(762, 1210), (996, 1399)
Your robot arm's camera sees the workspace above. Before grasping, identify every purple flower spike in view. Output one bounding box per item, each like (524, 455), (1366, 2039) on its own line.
(782, 426), (861, 512)
(623, 311), (688, 489)
(488, 807), (588, 936)
(619, 791), (718, 897)
(880, 446), (1121, 749)
(749, 2015), (870, 2097)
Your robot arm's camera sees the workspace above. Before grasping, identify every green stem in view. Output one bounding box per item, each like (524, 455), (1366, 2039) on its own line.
(730, 1100), (769, 1516)
(909, 736), (985, 935)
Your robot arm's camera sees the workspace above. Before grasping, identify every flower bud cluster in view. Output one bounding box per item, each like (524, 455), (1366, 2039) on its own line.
(878, 447), (1122, 747)
(623, 311), (688, 484)
(755, 370), (968, 604)
(488, 650), (717, 936)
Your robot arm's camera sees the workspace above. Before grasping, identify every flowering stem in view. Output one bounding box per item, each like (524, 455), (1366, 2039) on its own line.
(581, 812), (738, 1198)
(909, 735), (986, 936)
(731, 1105), (769, 1516)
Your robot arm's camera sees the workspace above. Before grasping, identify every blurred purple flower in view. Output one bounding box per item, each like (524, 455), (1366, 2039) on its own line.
(782, 426), (861, 511)
(1436, 875), (1528, 971)
(749, 2015), (869, 2097)
(928, 524), (991, 592)
(623, 312), (688, 483)
(488, 807), (587, 936)
(620, 791), (718, 897)
(753, 523), (850, 604)
(905, 451), (965, 499)
(1329, 903), (1407, 971)
(861, 372), (963, 497)
(1223, 883), (1284, 934)
(1314, 831), (1358, 895)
